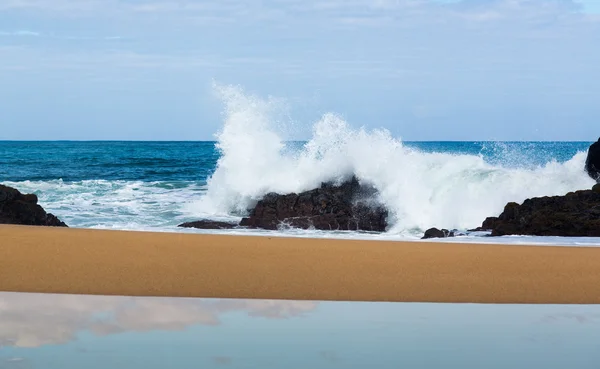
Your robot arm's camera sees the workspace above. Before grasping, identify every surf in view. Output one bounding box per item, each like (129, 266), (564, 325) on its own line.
(195, 83), (596, 236)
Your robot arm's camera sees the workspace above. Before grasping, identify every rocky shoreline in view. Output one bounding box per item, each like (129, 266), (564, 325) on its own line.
(179, 138), (600, 238)
(3, 181), (599, 238)
(176, 180), (600, 239)
(178, 176), (388, 232)
(3, 139), (600, 238)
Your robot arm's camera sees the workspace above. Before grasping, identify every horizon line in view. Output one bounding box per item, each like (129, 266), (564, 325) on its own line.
(0, 139), (595, 143)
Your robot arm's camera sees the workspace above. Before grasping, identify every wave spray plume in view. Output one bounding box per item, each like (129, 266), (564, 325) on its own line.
(196, 83), (595, 235)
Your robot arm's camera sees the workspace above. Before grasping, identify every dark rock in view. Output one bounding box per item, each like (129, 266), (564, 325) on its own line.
(422, 227), (455, 239)
(593, 183), (600, 194)
(178, 220), (239, 229)
(585, 137), (600, 182)
(240, 176), (388, 232)
(481, 216), (499, 230)
(468, 217), (499, 232)
(0, 184), (67, 227)
(21, 194), (38, 204)
(480, 189), (600, 237)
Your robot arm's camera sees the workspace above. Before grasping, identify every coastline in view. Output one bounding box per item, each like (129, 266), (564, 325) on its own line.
(1, 225), (600, 304)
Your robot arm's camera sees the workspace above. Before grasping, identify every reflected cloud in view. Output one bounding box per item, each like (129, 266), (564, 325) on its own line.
(0, 292), (317, 348)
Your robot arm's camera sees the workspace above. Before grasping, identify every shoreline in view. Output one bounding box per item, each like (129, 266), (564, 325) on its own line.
(58, 225), (600, 247)
(1, 225), (600, 304)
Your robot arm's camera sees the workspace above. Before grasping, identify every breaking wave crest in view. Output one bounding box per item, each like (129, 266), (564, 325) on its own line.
(195, 83), (595, 235)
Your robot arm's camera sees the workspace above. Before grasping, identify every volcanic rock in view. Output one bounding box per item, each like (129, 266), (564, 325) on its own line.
(178, 220), (238, 229)
(467, 217), (499, 232)
(585, 137), (600, 181)
(0, 184), (67, 227)
(239, 176), (388, 232)
(421, 227), (455, 239)
(479, 188), (600, 237)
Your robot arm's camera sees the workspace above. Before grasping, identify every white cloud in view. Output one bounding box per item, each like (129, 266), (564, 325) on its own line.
(1, 0), (598, 140)
(0, 30), (40, 36)
(0, 0), (590, 21)
(0, 0), (110, 13)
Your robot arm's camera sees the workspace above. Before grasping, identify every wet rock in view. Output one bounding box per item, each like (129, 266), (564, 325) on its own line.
(239, 176), (388, 232)
(585, 137), (600, 182)
(481, 216), (499, 230)
(178, 220), (239, 229)
(422, 227), (455, 239)
(0, 184), (67, 227)
(467, 217), (498, 232)
(479, 189), (600, 237)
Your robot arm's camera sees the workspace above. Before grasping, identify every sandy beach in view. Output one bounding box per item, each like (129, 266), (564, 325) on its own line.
(1, 225), (599, 304)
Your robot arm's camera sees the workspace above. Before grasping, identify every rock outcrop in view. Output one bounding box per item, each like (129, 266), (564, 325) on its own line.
(585, 138), (600, 181)
(239, 176), (388, 232)
(178, 220), (238, 229)
(421, 227), (455, 239)
(477, 186), (600, 237)
(467, 217), (500, 232)
(0, 184), (67, 227)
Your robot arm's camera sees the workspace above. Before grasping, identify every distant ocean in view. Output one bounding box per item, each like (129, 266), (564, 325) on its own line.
(1, 86), (598, 245)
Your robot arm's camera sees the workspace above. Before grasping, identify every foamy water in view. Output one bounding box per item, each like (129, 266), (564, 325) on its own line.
(1, 83), (598, 245)
(193, 83), (596, 236)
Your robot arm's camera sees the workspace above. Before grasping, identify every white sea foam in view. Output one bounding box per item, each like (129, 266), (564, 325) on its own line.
(3, 179), (211, 231)
(193, 83), (596, 236)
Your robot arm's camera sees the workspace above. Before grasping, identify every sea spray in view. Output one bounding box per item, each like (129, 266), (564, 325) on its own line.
(196, 83), (596, 235)
(2, 86), (594, 237)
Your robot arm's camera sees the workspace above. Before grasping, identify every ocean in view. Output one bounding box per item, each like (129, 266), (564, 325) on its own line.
(1, 139), (598, 245)
(1, 86), (598, 245)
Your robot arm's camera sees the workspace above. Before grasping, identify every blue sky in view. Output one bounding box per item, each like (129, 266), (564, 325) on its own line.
(0, 0), (599, 141)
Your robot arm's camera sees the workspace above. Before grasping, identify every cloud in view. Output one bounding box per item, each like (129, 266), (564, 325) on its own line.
(0, 48), (222, 72)
(0, 30), (124, 41)
(0, 292), (318, 348)
(1, 0), (599, 140)
(0, 0), (592, 22)
(1, 0), (595, 41)
(0, 30), (40, 36)
(0, 0), (107, 15)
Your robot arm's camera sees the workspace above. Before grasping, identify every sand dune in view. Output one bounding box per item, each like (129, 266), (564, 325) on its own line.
(1, 225), (599, 304)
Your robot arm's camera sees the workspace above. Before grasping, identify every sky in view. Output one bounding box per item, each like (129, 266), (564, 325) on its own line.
(0, 0), (599, 141)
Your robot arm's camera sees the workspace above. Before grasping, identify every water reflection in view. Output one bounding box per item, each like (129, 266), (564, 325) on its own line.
(0, 292), (599, 369)
(0, 293), (317, 348)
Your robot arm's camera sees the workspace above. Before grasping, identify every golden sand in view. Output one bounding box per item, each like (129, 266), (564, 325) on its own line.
(1, 225), (599, 304)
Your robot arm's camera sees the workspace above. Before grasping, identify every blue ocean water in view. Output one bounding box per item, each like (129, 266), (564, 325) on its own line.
(0, 141), (591, 183)
(1, 140), (596, 242)
(0, 141), (220, 182)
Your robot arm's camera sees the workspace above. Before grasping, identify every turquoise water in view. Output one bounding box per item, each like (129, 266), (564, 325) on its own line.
(0, 140), (597, 238)
(0, 141), (591, 182)
(0, 141), (219, 182)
